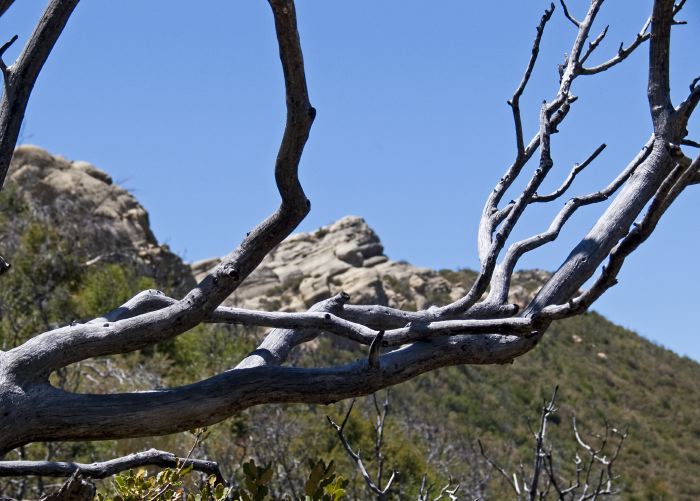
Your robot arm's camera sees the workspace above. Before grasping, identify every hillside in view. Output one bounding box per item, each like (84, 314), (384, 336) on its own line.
(0, 147), (698, 499)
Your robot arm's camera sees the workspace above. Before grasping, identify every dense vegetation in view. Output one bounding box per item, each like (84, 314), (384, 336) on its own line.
(0, 182), (699, 500)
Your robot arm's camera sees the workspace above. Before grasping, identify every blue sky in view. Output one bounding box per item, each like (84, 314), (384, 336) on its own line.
(2, 1), (699, 360)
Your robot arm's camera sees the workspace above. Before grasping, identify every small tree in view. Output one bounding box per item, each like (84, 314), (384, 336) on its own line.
(480, 387), (628, 500)
(0, 0), (697, 486)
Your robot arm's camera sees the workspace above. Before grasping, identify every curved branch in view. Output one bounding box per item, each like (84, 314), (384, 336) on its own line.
(0, 449), (224, 483)
(4, 0), (315, 380)
(440, 103), (556, 319)
(508, 3), (555, 155)
(675, 76), (700, 131)
(0, 0), (80, 190)
(477, 0), (608, 274)
(579, 30), (650, 76)
(532, 143), (606, 203)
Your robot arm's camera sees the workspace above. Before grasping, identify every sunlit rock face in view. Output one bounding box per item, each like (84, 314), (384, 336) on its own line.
(7, 145), (195, 295)
(193, 215), (549, 312)
(6, 145), (549, 309)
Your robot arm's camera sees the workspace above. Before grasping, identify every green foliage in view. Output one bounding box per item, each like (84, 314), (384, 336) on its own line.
(229, 458), (348, 501)
(303, 459), (347, 501)
(0, 221), (81, 348)
(72, 263), (155, 319)
(232, 459), (273, 501)
(96, 467), (230, 501)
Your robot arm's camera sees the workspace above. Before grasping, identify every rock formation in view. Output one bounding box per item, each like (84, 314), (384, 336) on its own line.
(6, 145), (195, 295)
(192, 216), (550, 312)
(5, 145), (548, 312)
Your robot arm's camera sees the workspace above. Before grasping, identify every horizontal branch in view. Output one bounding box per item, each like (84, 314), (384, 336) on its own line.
(0, 332), (541, 453)
(0, 448), (224, 483)
(94, 290), (533, 368)
(339, 301), (519, 330)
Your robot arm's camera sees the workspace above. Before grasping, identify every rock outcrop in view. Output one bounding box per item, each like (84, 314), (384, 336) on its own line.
(5, 145), (548, 311)
(192, 216), (550, 312)
(6, 145), (195, 295)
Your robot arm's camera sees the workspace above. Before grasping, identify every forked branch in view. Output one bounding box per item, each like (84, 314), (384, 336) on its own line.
(0, 0), (695, 478)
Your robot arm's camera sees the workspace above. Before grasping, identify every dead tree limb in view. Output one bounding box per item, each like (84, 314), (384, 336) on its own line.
(0, 0), (694, 479)
(0, 449), (224, 483)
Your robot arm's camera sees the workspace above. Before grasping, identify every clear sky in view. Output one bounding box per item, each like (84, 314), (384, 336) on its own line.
(2, 1), (698, 360)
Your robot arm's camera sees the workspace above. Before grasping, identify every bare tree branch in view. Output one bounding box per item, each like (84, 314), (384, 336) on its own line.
(579, 25), (651, 75)
(541, 149), (700, 320)
(327, 399), (396, 500)
(559, 0), (580, 28)
(0, 449), (224, 483)
(488, 138), (652, 305)
(4, 0), (315, 379)
(508, 3), (555, 156)
(647, 0), (675, 129)
(0, 0), (14, 18)
(0, 0), (693, 469)
(0, 0), (80, 190)
(0, 35), (18, 88)
(676, 76), (700, 131)
(532, 143), (607, 203)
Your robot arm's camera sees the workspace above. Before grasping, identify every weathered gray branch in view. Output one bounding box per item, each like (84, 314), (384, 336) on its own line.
(0, 0), (80, 191)
(524, 0), (684, 315)
(92, 290), (532, 360)
(531, 143), (607, 203)
(0, 449), (224, 483)
(0, 331), (539, 453)
(508, 3), (555, 156)
(540, 150), (700, 320)
(676, 76), (700, 132)
(3, 0), (315, 380)
(0, 0), (14, 18)
(0, 0), (694, 466)
(579, 17), (651, 75)
(488, 138), (652, 305)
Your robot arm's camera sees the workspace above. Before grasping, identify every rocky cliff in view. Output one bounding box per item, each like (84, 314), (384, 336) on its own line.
(5, 146), (549, 311)
(6, 145), (195, 295)
(193, 216), (550, 312)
